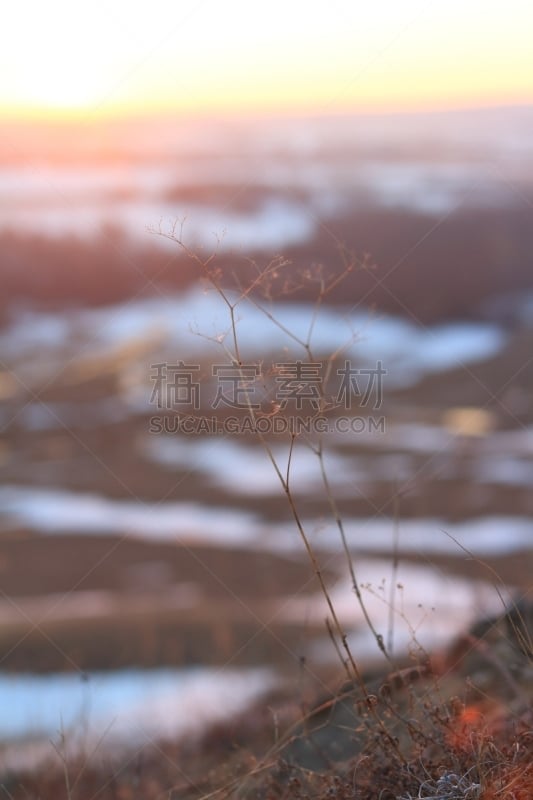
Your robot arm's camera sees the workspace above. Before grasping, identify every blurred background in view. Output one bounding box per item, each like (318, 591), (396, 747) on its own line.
(0, 0), (532, 768)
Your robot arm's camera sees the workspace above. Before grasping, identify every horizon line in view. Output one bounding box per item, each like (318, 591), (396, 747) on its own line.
(2, 98), (533, 126)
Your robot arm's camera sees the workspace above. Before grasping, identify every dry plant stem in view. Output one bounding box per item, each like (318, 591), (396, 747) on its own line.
(227, 294), (411, 766)
(387, 491), (400, 656)
(261, 431), (361, 690)
(216, 266), (408, 760)
(316, 443), (391, 665)
(70, 720), (117, 797)
(443, 530), (532, 658)
(160, 232), (367, 683)
(441, 532), (513, 608)
(249, 279), (392, 663)
(160, 232), (413, 768)
(51, 726), (73, 800)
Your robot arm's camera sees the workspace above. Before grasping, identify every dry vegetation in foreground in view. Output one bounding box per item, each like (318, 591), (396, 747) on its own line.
(3, 600), (532, 800)
(2, 246), (531, 799)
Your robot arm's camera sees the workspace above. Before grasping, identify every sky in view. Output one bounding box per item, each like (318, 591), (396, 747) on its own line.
(1, 1), (532, 118)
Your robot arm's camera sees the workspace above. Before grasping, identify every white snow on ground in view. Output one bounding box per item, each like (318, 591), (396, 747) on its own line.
(0, 287), (506, 391)
(294, 514), (533, 557)
(0, 485), (260, 545)
(0, 668), (277, 771)
(143, 436), (355, 496)
(281, 558), (510, 661)
(0, 485), (531, 557)
(142, 433), (533, 493)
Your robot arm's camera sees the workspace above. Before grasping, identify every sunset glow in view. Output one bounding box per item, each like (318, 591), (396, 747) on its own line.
(1, 0), (533, 119)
